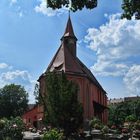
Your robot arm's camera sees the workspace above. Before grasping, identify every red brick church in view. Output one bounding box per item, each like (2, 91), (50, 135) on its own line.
(22, 16), (108, 126)
(38, 16), (108, 123)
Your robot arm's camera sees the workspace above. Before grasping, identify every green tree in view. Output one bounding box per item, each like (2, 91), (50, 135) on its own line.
(42, 72), (83, 138)
(46, 0), (140, 20)
(0, 84), (28, 118)
(108, 99), (140, 126)
(108, 102), (131, 126)
(47, 0), (97, 11)
(108, 105), (118, 126)
(34, 83), (42, 104)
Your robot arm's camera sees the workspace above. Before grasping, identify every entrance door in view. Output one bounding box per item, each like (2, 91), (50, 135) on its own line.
(93, 101), (104, 121)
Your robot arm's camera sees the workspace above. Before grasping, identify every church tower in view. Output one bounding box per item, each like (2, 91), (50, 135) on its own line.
(61, 15), (77, 57)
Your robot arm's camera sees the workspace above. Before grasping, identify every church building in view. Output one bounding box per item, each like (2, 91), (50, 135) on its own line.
(38, 16), (108, 124)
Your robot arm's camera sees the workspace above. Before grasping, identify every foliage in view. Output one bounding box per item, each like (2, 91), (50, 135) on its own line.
(34, 83), (42, 104)
(122, 0), (140, 20)
(108, 105), (117, 127)
(46, 0), (140, 20)
(42, 128), (63, 140)
(0, 117), (25, 140)
(0, 119), (6, 129)
(46, 0), (97, 12)
(108, 104), (126, 126)
(93, 123), (101, 130)
(41, 71), (83, 137)
(89, 117), (103, 129)
(134, 120), (140, 130)
(101, 125), (109, 134)
(125, 115), (136, 122)
(108, 99), (140, 126)
(0, 84), (28, 118)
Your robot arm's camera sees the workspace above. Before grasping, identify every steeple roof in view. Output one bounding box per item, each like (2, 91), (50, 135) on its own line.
(62, 15), (77, 39)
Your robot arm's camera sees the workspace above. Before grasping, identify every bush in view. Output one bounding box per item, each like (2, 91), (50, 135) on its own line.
(42, 128), (64, 140)
(102, 126), (109, 134)
(89, 117), (102, 129)
(0, 119), (6, 129)
(93, 123), (102, 130)
(125, 115), (136, 122)
(0, 118), (9, 139)
(0, 117), (25, 140)
(134, 120), (140, 130)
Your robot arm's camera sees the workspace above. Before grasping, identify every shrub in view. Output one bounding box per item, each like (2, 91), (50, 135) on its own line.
(42, 128), (64, 140)
(89, 117), (102, 128)
(0, 119), (6, 129)
(0, 117), (25, 140)
(102, 126), (109, 134)
(134, 120), (140, 130)
(125, 115), (136, 122)
(93, 123), (101, 130)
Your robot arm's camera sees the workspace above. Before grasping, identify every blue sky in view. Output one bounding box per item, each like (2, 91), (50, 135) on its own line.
(0, 0), (140, 103)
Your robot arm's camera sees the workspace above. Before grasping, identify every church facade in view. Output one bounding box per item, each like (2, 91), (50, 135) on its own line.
(38, 16), (108, 123)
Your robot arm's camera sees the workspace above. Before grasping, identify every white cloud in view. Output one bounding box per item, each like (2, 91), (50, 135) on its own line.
(11, 0), (17, 3)
(84, 13), (140, 97)
(0, 63), (9, 69)
(19, 11), (23, 17)
(84, 13), (140, 77)
(0, 65), (36, 104)
(9, 1), (24, 18)
(35, 0), (68, 16)
(1, 70), (31, 82)
(91, 61), (129, 77)
(10, 0), (17, 5)
(123, 65), (140, 96)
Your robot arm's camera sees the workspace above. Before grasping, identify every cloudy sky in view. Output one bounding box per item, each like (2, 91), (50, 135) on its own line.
(0, 0), (140, 103)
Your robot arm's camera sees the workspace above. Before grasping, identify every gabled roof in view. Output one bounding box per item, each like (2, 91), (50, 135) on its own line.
(47, 44), (84, 74)
(46, 44), (106, 93)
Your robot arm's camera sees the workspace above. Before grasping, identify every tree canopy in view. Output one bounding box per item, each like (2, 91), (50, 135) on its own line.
(122, 0), (140, 19)
(41, 72), (83, 137)
(46, 0), (140, 20)
(34, 83), (42, 104)
(0, 84), (28, 118)
(47, 0), (97, 11)
(108, 99), (140, 126)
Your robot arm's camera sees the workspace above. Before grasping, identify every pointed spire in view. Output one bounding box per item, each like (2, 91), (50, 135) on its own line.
(63, 13), (76, 39)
